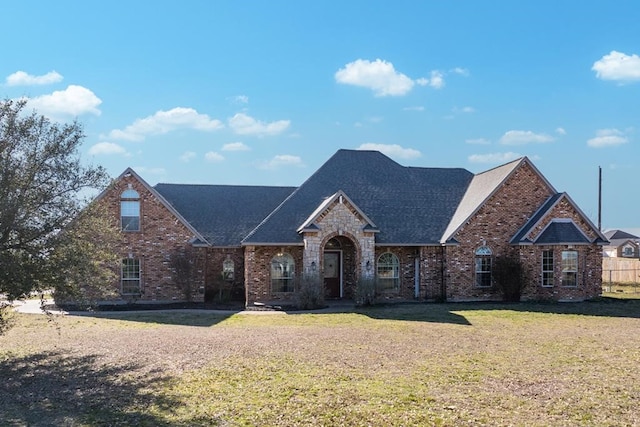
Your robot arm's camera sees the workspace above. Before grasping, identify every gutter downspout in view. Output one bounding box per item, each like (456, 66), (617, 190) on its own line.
(414, 249), (420, 299)
(440, 245), (447, 302)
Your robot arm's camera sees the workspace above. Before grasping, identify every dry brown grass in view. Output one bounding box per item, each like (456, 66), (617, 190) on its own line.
(1, 299), (639, 426)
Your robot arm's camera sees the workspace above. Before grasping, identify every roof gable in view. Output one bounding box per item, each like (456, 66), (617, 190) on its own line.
(534, 219), (591, 244)
(297, 190), (378, 233)
(441, 157), (551, 243)
(511, 192), (608, 245)
(96, 168), (210, 244)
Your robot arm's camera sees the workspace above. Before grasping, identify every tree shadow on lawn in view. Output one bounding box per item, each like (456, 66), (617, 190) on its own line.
(354, 297), (640, 325)
(0, 351), (166, 426)
(69, 309), (241, 327)
(355, 303), (472, 325)
(0, 350), (221, 426)
(451, 296), (640, 319)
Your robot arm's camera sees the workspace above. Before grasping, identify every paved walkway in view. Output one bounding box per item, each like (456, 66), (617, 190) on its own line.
(8, 298), (357, 316)
(8, 299), (68, 315)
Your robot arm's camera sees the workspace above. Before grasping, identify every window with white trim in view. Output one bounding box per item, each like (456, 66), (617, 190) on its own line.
(121, 258), (141, 295)
(475, 246), (492, 287)
(223, 258), (234, 281)
(271, 253), (295, 293)
(622, 244), (635, 257)
(542, 250), (554, 287)
(120, 189), (140, 231)
(561, 250), (578, 287)
(377, 252), (400, 291)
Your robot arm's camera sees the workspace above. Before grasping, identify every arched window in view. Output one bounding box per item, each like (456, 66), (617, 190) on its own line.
(223, 258), (235, 281)
(120, 188), (140, 231)
(271, 253), (295, 292)
(377, 252), (400, 291)
(475, 246), (492, 287)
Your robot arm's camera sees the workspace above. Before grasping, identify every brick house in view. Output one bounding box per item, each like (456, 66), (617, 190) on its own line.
(94, 149), (607, 306)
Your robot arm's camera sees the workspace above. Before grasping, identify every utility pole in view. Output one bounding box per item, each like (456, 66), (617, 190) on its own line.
(598, 166), (602, 232)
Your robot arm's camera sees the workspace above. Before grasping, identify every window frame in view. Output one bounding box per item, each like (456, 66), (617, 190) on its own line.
(561, 250), (578, 287)
(222, 258), (235, 281)
(377, 252), (400, 291)
(120, 189), (140, 232)
(271, 253), (295, 293)
(474, 246), (492, 288)
(121, 258), (141, 295)
(541, 249), (554, 287)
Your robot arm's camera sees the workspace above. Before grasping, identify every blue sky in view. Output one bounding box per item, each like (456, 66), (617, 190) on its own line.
(2, 1), (639, 231)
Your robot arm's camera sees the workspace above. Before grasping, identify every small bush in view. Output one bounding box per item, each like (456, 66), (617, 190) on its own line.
(493, 255), (529, 302)
(296, 273), (325, 310)
(355, 275), (377, 306)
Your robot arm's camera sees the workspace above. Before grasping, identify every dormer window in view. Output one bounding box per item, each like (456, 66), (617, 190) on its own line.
(121, 188), (140, 232)
(622, 244), (635, 257)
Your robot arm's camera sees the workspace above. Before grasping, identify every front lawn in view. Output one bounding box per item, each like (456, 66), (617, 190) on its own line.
(1, 299), (639, 426)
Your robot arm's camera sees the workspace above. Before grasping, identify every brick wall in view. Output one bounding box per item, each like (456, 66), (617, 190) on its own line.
(446, 161), (602, 301)
(446, 161), (553, 300)
(244, 245), (304, 305)
(97, 173), (205, 303)
(204, 247), (245, 301)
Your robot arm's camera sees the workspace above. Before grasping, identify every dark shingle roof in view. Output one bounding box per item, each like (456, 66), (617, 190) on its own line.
(242, 149), (474, 245)
(535, 220), (591, 244)
(604, 229), (639, 248)
(154, 183), (295, 246)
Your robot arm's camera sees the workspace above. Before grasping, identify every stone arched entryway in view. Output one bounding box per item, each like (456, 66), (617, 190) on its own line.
(322, 235), (358, 299)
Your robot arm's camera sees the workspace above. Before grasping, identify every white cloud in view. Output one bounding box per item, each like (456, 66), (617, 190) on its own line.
(180, 151), (196, 162)
(426, 70), (445, 89)
(6, 70), (63, 86)
(335, 59), (416, 96)
(587, 128), (629, 148)
(453, 106), (475, 114)
(592, 51), (640, 82)
(555, 127), (566, 135)
(205, 151), (225, 162)
(88, 142), (127, 156)
(260, 154), (304, 170)
(451, 67), (470, 77)
(468, 152), (523, 163)
(499, 130), (554, 145)
(357, 143), (421, 159)
(26, 85), (101, 119)
(222, 142), (250, 151)
(108, 107), (223, 141)
(465, 138), (491, 145)
(229, 95), (249, 104)
(228, 112), (290, 136)
(403, 106), (425, 111)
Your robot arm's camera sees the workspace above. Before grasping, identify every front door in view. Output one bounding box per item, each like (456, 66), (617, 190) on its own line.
(324, 251), (341, 298)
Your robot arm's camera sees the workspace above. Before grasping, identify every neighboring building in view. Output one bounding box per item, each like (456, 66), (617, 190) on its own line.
(603, 229), (640, 258)
(93, 149), (607, 306)
(602, 230), (640, 286)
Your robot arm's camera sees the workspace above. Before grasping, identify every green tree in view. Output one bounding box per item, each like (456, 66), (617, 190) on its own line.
(0, 99), (116, 325)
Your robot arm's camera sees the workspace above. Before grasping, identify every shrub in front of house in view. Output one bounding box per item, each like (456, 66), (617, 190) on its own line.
(295, 273), (326, 310)
(493, 255), (529, 302)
